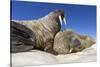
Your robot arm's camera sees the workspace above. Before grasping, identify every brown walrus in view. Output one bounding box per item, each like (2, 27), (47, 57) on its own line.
(53, 29), (95, 54)
(13, 10), (66, 55)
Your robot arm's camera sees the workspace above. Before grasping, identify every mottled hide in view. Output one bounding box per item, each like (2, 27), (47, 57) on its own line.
(53, 31), (70, 54)
(11, 21), (35, 53)
(54, 29), (95, 54)
(13, 10), (65, 55)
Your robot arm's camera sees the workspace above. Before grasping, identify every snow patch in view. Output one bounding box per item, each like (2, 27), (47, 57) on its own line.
(11, 44), (97, 67)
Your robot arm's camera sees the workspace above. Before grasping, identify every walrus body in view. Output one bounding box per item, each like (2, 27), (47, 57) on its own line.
(54, 29), (95, 54)
(13, 10), (65, 54)
(11, 21), (36, 53)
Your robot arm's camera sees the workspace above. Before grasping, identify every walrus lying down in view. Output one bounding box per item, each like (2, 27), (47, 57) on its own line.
(11, 10), (95, 55)
(13, 10), (66, 54)
(11, 21), (36, 53)
(54, 29), (95, 54)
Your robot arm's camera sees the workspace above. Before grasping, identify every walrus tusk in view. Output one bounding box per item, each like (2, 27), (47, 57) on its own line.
(59, 15), (63, 25)
(69, 48), (73, 53)
(59, 15), (67, 25)
(63, 17), (67, 24)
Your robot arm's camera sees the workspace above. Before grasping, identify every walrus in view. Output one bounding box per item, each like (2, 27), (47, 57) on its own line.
(12, 10), (67, 55)
(11, 21), (36, 53)
(53, 29), (95, 54)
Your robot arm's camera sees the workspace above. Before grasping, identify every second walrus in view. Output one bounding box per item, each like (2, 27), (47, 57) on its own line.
(53, 29), (95, 54)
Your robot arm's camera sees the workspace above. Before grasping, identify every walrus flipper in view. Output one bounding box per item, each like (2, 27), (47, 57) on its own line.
(11, 21), (35, 53)
(11, 21), (33, 39)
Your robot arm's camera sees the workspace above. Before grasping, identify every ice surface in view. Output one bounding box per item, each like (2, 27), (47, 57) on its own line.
(11, 44), (97, 67)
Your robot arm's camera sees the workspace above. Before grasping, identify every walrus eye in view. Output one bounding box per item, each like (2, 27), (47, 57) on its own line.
(59, 15), (63, 25)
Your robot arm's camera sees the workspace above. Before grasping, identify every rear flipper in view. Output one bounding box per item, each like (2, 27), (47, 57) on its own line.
(11, 42), (34, 53)
(11, 21), (35, 53)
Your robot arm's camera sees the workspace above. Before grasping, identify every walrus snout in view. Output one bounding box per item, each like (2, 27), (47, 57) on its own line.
(51, 10), (67, 25)
(53, 10), (64, 18)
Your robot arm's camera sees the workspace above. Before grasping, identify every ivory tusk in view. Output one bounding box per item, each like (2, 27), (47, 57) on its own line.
(63, 17), (67, 24)
(59, 15), (63, 25)
(69, 48), (73, 53)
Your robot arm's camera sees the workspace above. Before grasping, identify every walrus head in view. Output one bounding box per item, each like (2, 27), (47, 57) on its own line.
(48, 10), (67, 25)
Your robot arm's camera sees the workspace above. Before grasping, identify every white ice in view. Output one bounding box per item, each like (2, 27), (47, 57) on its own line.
(11, 44), (97, 67)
